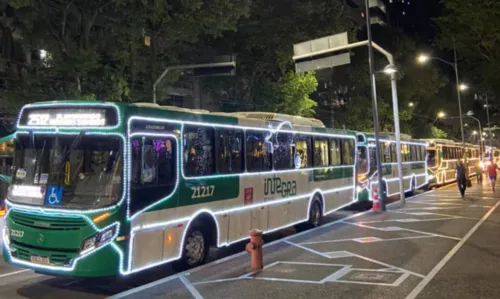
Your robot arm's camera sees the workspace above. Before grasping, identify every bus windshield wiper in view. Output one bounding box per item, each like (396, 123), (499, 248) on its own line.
(56, 131), (85, 186)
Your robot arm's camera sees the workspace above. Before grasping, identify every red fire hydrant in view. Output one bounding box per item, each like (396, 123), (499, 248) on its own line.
(246, 229), (264, 272)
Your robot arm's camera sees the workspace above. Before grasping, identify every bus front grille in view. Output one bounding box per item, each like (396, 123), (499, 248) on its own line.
(11, 241), (78, 266)
(9, 210), (87, 231)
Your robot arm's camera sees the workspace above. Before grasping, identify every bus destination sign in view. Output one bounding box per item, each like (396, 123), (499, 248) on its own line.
(19, 107), (119, 127)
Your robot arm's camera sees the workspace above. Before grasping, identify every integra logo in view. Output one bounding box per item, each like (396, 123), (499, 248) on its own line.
(264, 175), (297, 197)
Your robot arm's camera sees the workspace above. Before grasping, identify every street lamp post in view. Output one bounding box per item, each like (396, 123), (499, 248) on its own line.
(465, 111), (483, 158)
(417, 48), (466, 157)
(292, 38), (405, 210)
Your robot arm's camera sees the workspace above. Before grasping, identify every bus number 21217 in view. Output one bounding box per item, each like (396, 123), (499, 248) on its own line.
(191, 185), (215, 199)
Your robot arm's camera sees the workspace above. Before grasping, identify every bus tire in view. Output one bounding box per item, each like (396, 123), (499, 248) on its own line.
(174, 225), (210, 271)
(308, 196), (323, 228)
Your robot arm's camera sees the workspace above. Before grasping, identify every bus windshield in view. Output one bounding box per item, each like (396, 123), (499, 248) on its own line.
(8, 134), (123, 209)
(357, 146), (368, 174)
(427, 149), (437, 168)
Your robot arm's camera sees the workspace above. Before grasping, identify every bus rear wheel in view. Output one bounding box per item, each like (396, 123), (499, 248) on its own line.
(175, 226), (209, 271)
(308, 197), (323, 228)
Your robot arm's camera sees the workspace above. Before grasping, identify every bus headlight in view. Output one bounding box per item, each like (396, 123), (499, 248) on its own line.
(80, 226), (116, 256)
(3, 227), (10, 247)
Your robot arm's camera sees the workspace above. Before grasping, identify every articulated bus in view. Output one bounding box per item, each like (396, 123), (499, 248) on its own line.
(359, 133), (428, 199)
(423, 139), (480, 187)
(3, 101), (370, 277)
(0, 133), (14, 215)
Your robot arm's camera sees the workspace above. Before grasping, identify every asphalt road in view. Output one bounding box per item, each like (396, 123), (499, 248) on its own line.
(108, 182), (500, 299)
(0, 207), (352, 299)
(1, 183), (499, 299)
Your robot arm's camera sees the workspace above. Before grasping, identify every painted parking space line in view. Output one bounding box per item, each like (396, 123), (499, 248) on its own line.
(180, 275), (203, 299)
(389, 210), (481, 221)
(0, 269), (31, 279)
(343, 221), (462, 241)
(405, 199), (500, 299)
(299, 235), (435, 246)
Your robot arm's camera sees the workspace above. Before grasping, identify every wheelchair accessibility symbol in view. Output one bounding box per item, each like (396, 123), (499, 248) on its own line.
(45, 186), (63, 207)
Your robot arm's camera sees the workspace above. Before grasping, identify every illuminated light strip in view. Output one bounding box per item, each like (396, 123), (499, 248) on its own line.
(127, 116), (357, 220)
(369, 173), (428, 198)
(367, 161), (427, 182)
(16, 102), (122, 130)
(124, 116), (359, 273)
(128, 116), (357, 140)
(127, 208), (220, 273)
(367, 138), (427, 146)
(3, 209), (121, 272)
(127, 132), (180, 220)
(132, 185), (355, 233)
(120, 195), (357, 276)
(6, 131), (128, 215)
(130, 116), (355, 181)
(126, 182), (356, 273)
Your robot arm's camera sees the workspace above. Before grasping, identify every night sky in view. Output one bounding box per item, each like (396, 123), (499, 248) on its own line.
(387, 0), (443, 44)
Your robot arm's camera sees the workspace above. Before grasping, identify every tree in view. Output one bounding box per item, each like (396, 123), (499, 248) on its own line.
(201, 0), (357, 116)
(431, 126), (448, 139)
(327, 26), (449, 135)
(1, 0), (251, 111)
(435, 0), (500, 97)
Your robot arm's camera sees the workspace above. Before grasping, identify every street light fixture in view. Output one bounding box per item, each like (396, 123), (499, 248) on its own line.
(459, 84), (469, 91)
(409, 102), (414, 107)
(473, 130), (478, 135)
(382, 64), (398, 74)
(438, 111), (446, 118)
(417, 54), (430, 63)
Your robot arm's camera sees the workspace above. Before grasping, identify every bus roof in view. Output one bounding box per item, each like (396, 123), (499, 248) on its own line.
(0, 133), (15, 143)
(17, 100), (358, 135)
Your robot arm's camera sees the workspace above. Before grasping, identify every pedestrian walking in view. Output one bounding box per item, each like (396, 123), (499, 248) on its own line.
(475, 161), (483, 184)
(456, 160), (467, 198)
(487, 158), (500, 191)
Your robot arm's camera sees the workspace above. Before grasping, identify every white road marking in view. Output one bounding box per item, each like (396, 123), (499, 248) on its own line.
(301, 235), (435, 245)
(0, 269), (31, 279)
(405, 199), (500, 299)
(180, 275), (203, 299)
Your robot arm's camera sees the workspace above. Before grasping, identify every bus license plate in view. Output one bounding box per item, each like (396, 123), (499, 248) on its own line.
(30, 256), (50, 265)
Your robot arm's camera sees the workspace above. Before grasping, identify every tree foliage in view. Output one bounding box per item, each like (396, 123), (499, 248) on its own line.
(1, 0), (250, 109)
(0, 0), (454, 138)
(329, 26), (448, 135)
(201, 0), (357, 116)
(435, 0), (500, 96)
(431, 126), (448, 139)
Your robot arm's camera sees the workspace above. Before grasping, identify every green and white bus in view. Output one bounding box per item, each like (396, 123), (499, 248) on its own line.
(0, 133), (14, 215)
(423, 139), (480, 187)
(3, 101), (365, 277)
(358, 132), (428, 199)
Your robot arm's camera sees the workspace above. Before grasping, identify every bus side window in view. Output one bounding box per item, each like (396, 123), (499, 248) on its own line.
(341, 139), (355, 165)
(295, 134), (312, 168)
(329, 138), (342, 166)
(246, 130), (272, 172)
(313, 138), (329, 167)
(217, 128), (244, 174)
(274, 132), (293, 170)
(131, 137), (176, 186)
(184, 125), (215, 177)
(130, 136), (177, 213)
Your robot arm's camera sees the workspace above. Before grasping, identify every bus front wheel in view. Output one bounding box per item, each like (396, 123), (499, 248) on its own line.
(175, 226), (209, 271)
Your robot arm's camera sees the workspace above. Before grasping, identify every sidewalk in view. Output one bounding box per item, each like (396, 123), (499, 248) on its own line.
(110, 183), (500, 299)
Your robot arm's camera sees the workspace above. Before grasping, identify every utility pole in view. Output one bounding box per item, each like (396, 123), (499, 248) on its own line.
(366, 0), (386, 210)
